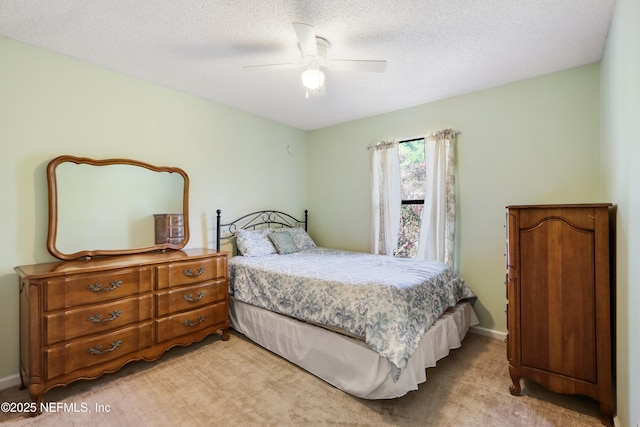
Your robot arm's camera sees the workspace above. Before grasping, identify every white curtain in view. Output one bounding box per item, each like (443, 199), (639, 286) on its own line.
(370, 141), (401, 255)
(415, 130), (457, 268)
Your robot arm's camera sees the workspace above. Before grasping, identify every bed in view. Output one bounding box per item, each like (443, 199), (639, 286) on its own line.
(216, 209), (478, 399)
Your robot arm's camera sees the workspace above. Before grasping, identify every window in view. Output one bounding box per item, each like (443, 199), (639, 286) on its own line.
(395, 138), (425, 258)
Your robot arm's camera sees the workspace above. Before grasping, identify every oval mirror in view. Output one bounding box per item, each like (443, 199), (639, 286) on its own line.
(47, 155), (189, 260)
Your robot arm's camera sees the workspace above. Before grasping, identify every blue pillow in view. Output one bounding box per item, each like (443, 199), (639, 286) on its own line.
(268, 231), (299, 254)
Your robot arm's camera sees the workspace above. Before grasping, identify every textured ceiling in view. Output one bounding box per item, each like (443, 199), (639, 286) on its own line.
(0, 0), (615, 130)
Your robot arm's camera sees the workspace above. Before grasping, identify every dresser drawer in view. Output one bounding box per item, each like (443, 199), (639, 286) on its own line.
(156, 303), (227, 343)
(156, 279), (227, 317)
(45, 268), (153, 311)
(44, 295), (154, 345)
(156, 257), (226, 289)
(45, 322), (154, 379)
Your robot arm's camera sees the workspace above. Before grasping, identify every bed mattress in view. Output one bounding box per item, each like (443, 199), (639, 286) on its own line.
(229, 247), (477, 380)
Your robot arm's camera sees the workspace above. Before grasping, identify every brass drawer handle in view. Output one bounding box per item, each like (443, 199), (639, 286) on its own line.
(183, 315), (205, 327)
(183, 291), (206, 302)
(87, 340), (122, 355)
(88, 310), (123, 324)
(88, 280), (123, 293)
(183, 267), (206, 278)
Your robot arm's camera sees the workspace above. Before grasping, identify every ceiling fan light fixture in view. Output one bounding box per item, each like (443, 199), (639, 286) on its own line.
(301, 68), (325, 90)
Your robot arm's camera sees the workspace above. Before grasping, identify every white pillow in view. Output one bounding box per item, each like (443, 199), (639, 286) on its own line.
(236, 229), (276, 256)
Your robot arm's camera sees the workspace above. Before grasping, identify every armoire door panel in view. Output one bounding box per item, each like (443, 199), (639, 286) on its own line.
(519, 218), (597, 382)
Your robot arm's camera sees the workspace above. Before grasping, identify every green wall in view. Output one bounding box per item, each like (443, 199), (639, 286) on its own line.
(600, 0), (640, 425)
(308, 64), (602, 335)
(0, 36), (309, 380)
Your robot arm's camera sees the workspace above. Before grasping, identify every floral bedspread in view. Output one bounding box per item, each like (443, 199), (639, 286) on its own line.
(229, 247), (476, 381)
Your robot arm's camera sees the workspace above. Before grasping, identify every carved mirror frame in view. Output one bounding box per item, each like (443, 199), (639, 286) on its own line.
(47, 155), (190, 260)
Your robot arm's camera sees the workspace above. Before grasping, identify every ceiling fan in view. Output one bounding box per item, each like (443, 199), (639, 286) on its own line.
(243, 22), (387, 97)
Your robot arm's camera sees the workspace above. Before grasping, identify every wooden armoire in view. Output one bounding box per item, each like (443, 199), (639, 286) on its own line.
(505, 204), (614, 419)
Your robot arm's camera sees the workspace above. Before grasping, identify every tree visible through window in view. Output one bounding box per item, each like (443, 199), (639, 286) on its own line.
(395, 138), (425, 258)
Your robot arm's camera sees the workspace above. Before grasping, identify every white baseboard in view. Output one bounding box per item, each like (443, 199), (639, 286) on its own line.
(469, 325), (507, 341)
(0, 373), (21, 391)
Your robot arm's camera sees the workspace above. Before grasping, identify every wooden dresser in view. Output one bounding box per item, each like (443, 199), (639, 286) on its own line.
(505, 204), (614, 419)
(15, 248), (229, 411)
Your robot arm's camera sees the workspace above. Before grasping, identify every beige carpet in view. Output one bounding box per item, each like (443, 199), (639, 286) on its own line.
(0, 330), (605, 426)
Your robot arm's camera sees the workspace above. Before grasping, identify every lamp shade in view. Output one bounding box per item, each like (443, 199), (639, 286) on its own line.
(301, 68), (325, 90)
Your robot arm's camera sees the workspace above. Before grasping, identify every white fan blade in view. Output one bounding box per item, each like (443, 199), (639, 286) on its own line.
(328, 60), (387, 73)
(242, 62), (302, 71)
(293, 22), (317, 57)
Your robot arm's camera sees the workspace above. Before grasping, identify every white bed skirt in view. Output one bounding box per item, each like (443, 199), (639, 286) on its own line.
(229, 297), (479, 399)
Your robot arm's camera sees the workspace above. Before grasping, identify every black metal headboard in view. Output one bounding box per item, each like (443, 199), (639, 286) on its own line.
(216, 209), (308, 251)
